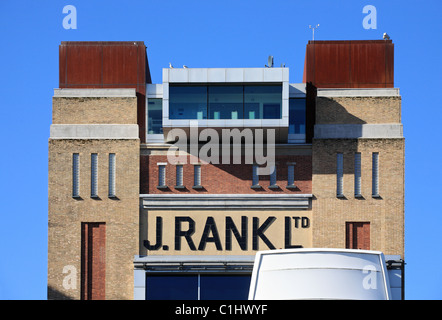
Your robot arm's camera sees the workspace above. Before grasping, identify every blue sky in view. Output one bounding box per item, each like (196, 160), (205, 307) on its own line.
(0, 0), (440, 300)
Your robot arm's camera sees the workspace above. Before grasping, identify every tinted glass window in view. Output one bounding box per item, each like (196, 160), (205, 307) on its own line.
(289, 98), (306, 134)
(200, 274), (251, 300)
(168, 85), (282, 120)
(244, 85), (282, 119)
(169, 86), (207, 119)
(145, 273), (251, 300)
(146, 274), (198, 300)
(147, 98), (163, 134)
(208, 86), (243, 119)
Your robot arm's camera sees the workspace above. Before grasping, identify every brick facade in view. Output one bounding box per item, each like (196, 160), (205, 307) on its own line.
(48, 138), (139, 300)
(316, 96), (401, 125)
(48, 40), (404, 300)
(140, 153), (312, 195)
(48, 90), (140, 300)
(311, 92), (404, 257)
(52, 96), (137, 124)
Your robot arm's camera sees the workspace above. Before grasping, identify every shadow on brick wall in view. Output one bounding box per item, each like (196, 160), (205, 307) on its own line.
(47, 286), (74, 300)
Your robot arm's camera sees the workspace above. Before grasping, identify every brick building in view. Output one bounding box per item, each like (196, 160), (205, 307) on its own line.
(48, 40), (405, 300)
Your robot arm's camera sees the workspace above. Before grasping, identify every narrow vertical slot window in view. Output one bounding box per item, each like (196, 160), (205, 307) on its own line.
(193, 165), (202, 188)
(108, 153), (116, 198)
(287, 162), (296, 188)
(251, 164), (260, 188)
(175, 165), (184, 188)
(269, 165), (278, 188)
(337, 153), (344, 197)
(91, 153), (98, 198)
(354, 152), (361, 197)
(72, 153), (80, 198)
(372, 152), (379, 197)
(157, 164), (166, 189)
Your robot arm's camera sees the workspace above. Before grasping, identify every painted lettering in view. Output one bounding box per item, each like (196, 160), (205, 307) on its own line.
(145, 215), (310, 252)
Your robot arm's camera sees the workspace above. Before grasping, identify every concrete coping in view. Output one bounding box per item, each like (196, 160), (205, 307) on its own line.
(317, 88), (400, 97)
(53, 88), (137, 98)
(134, 255), (255, 263)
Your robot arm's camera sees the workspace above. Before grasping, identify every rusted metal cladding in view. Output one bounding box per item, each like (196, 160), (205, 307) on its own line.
(303, 40), (394, 88)
(59, 41), (151, 142)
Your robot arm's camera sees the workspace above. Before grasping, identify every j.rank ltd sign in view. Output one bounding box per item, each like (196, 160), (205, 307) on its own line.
(142, 211), (312, 255)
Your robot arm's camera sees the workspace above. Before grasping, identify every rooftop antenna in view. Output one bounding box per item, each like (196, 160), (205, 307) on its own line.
(309, 24), (320, 41)
(265, 55), (274, 68)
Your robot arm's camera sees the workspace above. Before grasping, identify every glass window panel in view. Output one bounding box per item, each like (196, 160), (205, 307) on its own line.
(337, 153), (344, 196)
(287, 164), (295, 187)
(252, 164), (259, 186)
(354, 153), (361, 196)
(158, 165), (166, 187)
(72, 153), (80, 197)
(269, 165), (277, 186)
(200, 274), (251, 300)
(169, 85), (207, 119)
(244, 85), (282, 119)
(147, 98), (163, 134)
(91, 153), (98, 198)
(372, 152), (379, 196)
(146, 275), (198, 300)
(108, 153), (116, 197)
(194, 165), (201, 187)
(289, 98), (306, 134)
(176, 165), (183, 187)
(208, 86), (243, 119)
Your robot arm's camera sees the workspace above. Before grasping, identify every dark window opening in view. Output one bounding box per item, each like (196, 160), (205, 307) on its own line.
(146, 273), (251, 300)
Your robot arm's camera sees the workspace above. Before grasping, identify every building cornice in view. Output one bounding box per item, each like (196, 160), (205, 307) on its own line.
(140, 193), (312, 210)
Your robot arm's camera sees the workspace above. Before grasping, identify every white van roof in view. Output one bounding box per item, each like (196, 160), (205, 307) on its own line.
(248, 248), (391, 300)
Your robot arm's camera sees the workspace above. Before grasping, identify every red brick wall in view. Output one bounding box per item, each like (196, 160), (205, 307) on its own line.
(81, 222), (106, 300)
(141, 155), (312, 194)
(346, 222), (370, 250)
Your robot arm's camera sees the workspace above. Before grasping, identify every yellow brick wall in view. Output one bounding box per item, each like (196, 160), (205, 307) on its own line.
(316, 96), (401, 124)
(48, 138), (139, 300)
(52, 97), (137, 124)
(312, 138), (404, 257)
